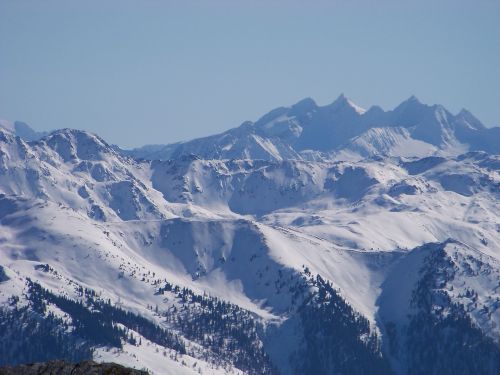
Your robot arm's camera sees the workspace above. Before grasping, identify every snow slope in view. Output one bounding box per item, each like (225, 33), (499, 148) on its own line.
(0, 111), (499, 374)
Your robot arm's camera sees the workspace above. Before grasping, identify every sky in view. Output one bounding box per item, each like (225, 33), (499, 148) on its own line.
(0, 0), (499, 148)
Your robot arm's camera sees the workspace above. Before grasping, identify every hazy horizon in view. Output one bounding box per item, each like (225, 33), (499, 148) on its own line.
(1, 0), (499, 148)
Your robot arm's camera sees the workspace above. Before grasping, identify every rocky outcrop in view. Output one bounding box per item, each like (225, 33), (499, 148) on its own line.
(0, 360), (147, 375)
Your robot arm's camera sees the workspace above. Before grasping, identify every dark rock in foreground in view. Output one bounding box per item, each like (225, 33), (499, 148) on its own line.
(0, 360), (147, 375)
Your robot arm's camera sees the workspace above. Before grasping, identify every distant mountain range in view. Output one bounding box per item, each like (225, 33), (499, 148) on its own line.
(0, 119), (48, 142)
(122, 95), (500, 160)
(0, 95), (499, 375)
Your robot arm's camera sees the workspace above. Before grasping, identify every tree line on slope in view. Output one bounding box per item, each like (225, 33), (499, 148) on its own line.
(404, 247), (500, 375)
(0, 279), (185, 366)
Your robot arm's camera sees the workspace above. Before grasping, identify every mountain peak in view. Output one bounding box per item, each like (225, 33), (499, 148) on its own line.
(0, 119), (47, 141)
(456, 108), (486, 130)
(337, 92), (347, 100)
(290, 97), (318, 115)
(331, 93), (349, 106)
(42, 128), (114, 162)
(330, 94), (366, 114)
(13, 121), (47, 141)
(407, 94), (420, 103)
(393, 95), (428, 114)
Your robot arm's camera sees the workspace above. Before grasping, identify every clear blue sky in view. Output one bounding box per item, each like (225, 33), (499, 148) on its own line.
(1, 0), (499, 148)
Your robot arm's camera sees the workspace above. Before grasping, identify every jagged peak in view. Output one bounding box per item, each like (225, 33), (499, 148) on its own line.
(329, 93), (366, 114)
(456, 108), (486, 130)
(401, 95), (424, 106)
(329, 93), (348, 108)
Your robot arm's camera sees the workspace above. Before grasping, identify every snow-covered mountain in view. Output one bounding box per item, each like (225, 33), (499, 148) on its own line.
(126, 95), (500, 161)
(0, 98), (499, 374)
(0, 119), (48, 142)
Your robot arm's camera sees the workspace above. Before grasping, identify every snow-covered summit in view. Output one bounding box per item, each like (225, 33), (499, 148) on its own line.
(329, 93), (367, 114)
(40, 128), (118, 162)
(126, 95), (500, 161)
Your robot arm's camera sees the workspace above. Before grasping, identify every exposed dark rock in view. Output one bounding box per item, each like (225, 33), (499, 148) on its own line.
(0, 360), (147, 375)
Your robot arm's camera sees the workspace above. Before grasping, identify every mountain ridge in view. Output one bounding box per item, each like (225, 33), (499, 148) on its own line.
(0, 96), (499, 374)
(117, 95), (500, 161)
(3, 95), (498, 161)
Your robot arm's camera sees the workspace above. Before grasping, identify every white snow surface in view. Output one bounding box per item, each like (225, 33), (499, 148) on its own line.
(0, 123), (499, 374)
